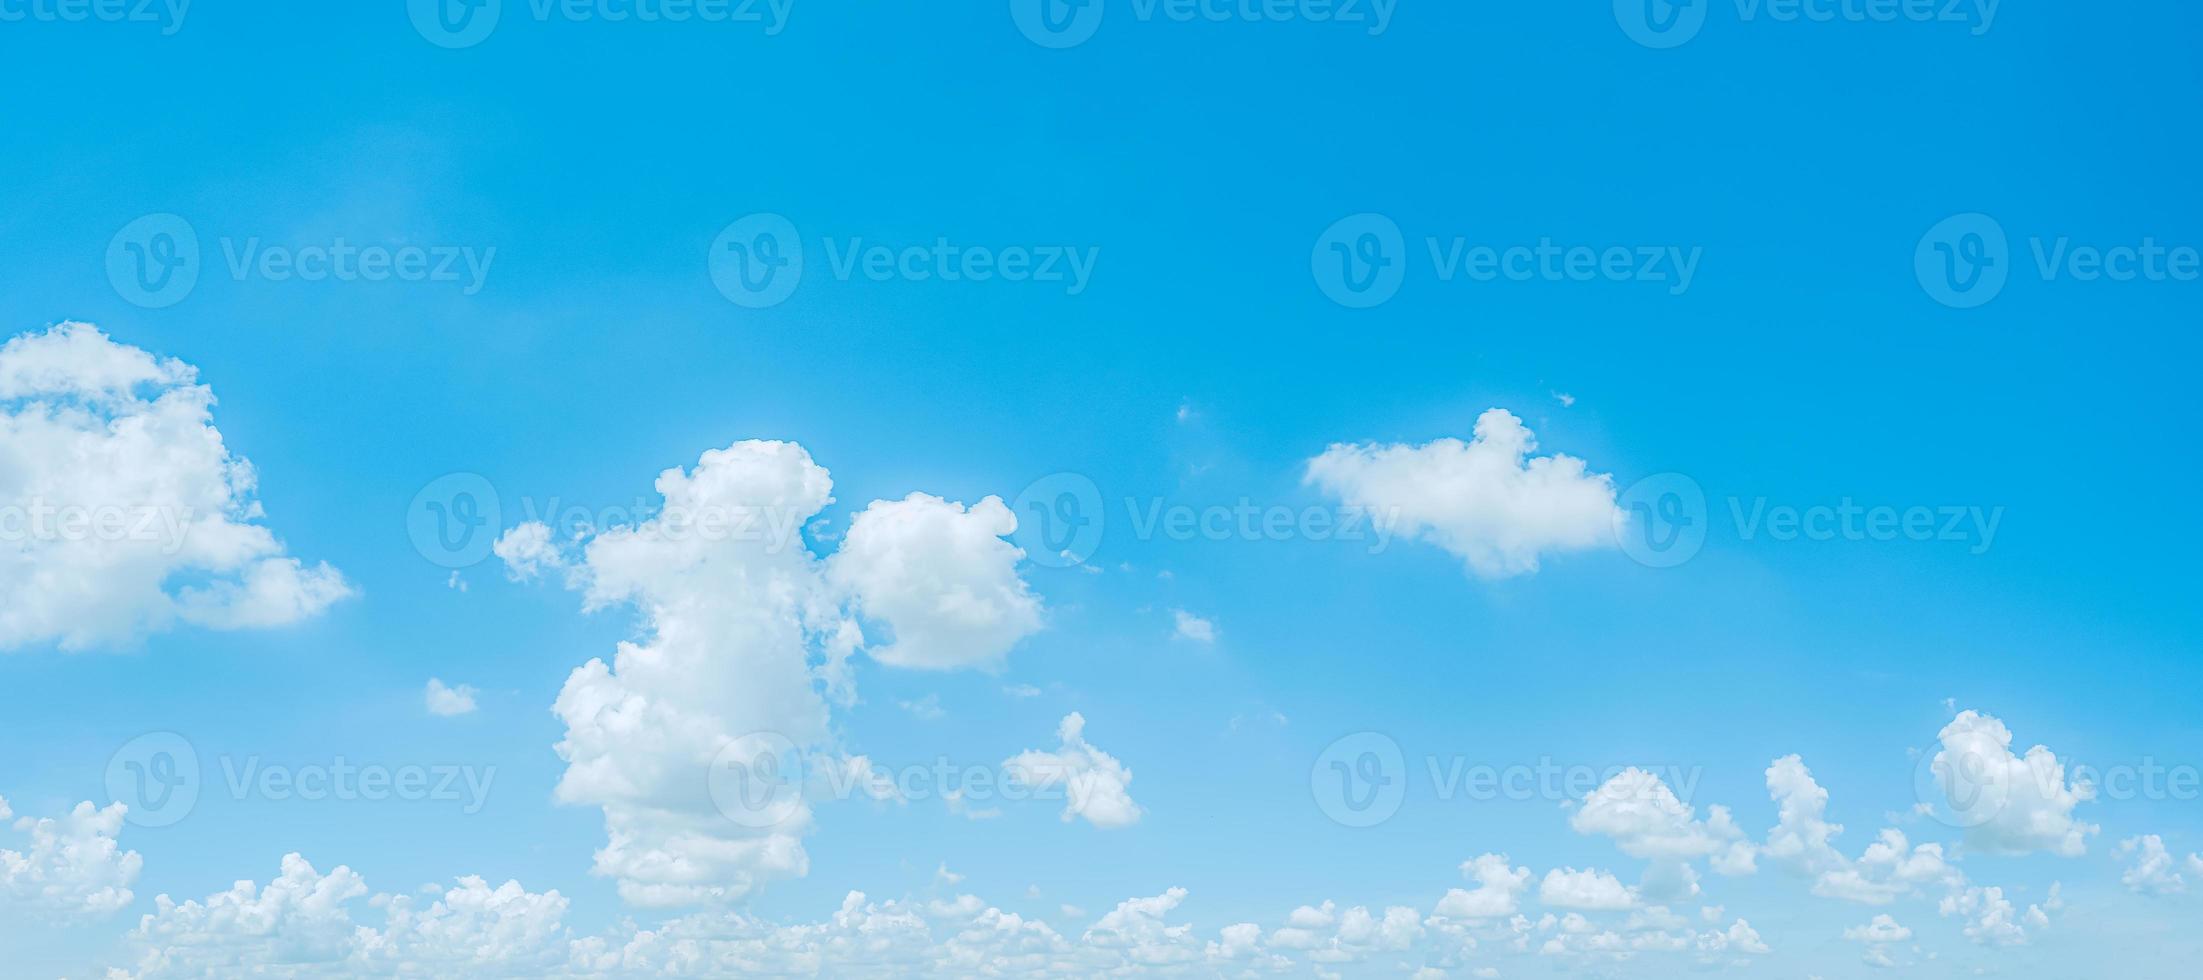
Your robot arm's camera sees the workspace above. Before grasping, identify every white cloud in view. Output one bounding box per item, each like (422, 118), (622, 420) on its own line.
(2117, 835), (2191, 895)
(1929, 710), (2097, 857)
(0, 795), (142, 916)
(827, 492), (1043, 671)
(506, 440), (850, 908)
(1004, 712), (1143, 829)
(1171, 609), (1217, 644)
(1939, 884), (2053, 947)
(900, 693), (946, 721)
(0, 322), (351, 651)
(1760, 756), (1963, 906)
(1843, 913), (1912, 944)
(501, 440), (1051, 908)
(424, 678), (478, 717)
(1537, 868), (1636, 910)
(1433, 854), (1532, 919)
(117, 853), (573, 978)
(1304, 408), (1622, 578)
(1572, 768), (1748, 863)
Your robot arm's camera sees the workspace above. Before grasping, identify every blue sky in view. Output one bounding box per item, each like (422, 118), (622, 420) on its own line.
(1, 2), (2199, 977)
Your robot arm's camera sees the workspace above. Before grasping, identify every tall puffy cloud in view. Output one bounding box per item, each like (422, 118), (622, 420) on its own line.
(1929, 710), (2097, 857)
(1004, 712), (1143, 829)
(0, 795), (143, 916)
(0, 322), (351, 651)
(1304, 408), (1622, 578)
(499, 441), (1048, 907)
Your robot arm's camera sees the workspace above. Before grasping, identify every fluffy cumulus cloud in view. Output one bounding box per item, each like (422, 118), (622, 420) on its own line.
(1004, 712), (1143, 829)
(424, 678), (479, 716)
(0, 322), (351, 651)
(1433, 853), (1532, 920)
(2117, 835), (2196, 895)
(1304, 408), (1622, 578)
(1929, 710), (2097, 857)
(116, 853), (573, 978)
(1758, 755), (1962, 906)
(826, 492), (1043, 671)
(0, 795), (143, 917)
(97, 703), (2131, 977)
(1538, 868), (1638, 911)
(497, 440), (1047, 908)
